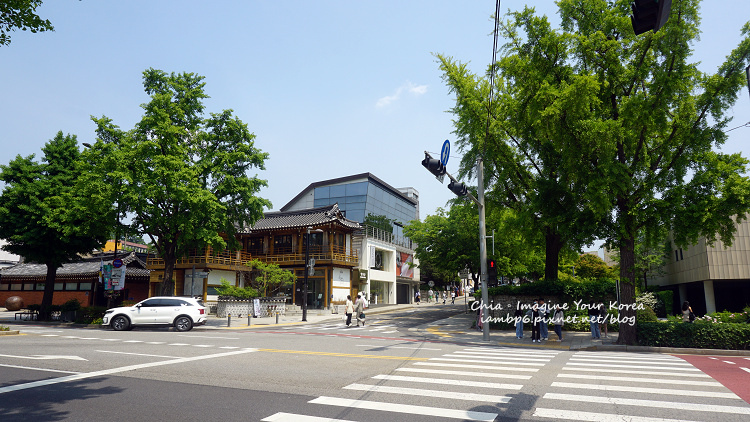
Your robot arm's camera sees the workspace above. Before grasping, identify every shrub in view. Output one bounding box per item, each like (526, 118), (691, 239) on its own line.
(27, 304), (41, 312)
(215, 279), (259, 300)
(638, 321), (750, 349)
(61, 298), (82, 312)
(636, 306), (658, 323)
(0, 325), (9, 331)
(75, 306), (107, 324)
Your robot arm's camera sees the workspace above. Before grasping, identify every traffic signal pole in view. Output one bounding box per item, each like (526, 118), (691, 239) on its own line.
(477, 157), (490, 342)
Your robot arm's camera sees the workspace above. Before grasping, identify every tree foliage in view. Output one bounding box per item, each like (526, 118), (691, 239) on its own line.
(1, 0), (53, 46)
(248, 259), (297, 296)
(83, 69), (271, 296)
(0, 132), (110, 316)
(363, 213), (394, 233)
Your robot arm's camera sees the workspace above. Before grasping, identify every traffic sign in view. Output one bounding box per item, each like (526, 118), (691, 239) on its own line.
(112, 258), (123, 268)
(187, 272), (209, 278)
(440, 139), (450, 166)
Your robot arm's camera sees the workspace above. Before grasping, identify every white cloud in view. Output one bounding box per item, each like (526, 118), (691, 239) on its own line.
(376, 81), (428, 108)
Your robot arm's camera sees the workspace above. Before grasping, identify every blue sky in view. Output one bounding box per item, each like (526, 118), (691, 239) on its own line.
(1, 1), (749, 250)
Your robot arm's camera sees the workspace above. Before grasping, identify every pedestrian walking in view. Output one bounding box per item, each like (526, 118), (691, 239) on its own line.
(344, 295), (354, 327)
(428, 289), (433, 303)
(450, 289), (456, 304)
(682, 301), (695, 323)
(552, 304), (564, 341)
(415, 290), (421, 305)
(588, 302), (601, 339)
(514, 305), (524, 339)
(355, 294), (366, 326)
(598, 302), (608, 337)
(442, 291), (446, 304)
(530, 302), (541, 343)
(538, 298), (548, 340)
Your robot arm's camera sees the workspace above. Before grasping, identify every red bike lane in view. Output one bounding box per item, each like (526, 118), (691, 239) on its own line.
(676, 355), (750, 404)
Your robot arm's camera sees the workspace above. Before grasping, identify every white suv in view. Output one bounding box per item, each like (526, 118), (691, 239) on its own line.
(102, 297), (207, 332)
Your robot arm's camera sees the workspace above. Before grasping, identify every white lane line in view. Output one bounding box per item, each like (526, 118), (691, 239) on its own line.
(372, 374), (522, 390)
(382, 331), (399, 333)
(544, 393), (750, 414)
(458, 350), (557, 359)
(568, 358), (693, 367)
(219, 346), (240, 349)
(396, 367), (532, 380)
(565, 362), (701, 371)
(550, 382), (740, 399)
(0, 363), (80, 374)
(95, 350), (179, 359)
(343, 383), (511, 402)
(557, 373), (722, 387)
(467, 347), (559, 355)
(177, 335), (239, 340)
(309, 396), (498, 421)
(354, 345), (442, 350)
(122, 340), (143, 343)
(167, 343), (189, 346)
(192, 345), (213, 348)
(432, 357), (545, 366)
(741, 367), (750, 374)
(41, 334), (59, 337)
(533, 408), (700, 422)
(261, 413), (355, 422)
(0, 349), (258, 395)
(447, 353), (550, 363)
(574, 352), (682, 361)
(562, 367), (711, 378)
(78, 337), (100, 340)
(415, 362), (538, 372)
(99, 339), (119, 342)
(723, 361), (736, 365)
(145, 342), (165, 345)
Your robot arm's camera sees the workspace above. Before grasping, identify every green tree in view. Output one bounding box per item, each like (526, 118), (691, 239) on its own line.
(574, 253), (616, 280)
(466, 0), (750, 344)
(1, 0), (53, 46)
(85, 69), (271, 296)
(0, 132), (110, 317)
(248, 259), (297, 296)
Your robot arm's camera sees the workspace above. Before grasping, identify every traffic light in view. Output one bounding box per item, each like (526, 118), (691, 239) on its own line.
(631, 0), (671, 35)
(487, 258), (498, 285)
(421, 153), (446, 178)
(448, 180), (468, 196)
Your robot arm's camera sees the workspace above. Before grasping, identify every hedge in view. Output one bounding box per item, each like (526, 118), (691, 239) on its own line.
(637, 321), (750, 350)
(485, 278), (617, 302)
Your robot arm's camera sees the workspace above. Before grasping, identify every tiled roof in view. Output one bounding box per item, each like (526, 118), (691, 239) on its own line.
(244, 203), (361, 233)
(0, 252), (150, 278)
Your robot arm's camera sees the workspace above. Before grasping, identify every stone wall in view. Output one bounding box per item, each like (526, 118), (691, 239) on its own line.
(216, 297), (286, 318)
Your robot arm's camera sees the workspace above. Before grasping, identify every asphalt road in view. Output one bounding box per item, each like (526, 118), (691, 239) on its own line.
(1, 305), (749, 421)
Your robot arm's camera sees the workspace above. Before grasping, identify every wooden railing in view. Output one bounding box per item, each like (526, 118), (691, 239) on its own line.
(147, 246), (358, 268)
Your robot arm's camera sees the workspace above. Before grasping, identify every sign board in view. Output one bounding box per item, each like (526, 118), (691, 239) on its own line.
(107, 265), (126, 291)
(112, 258), (123, 268)
(428, 280), (434, 287)
(440, 139), (451, 166)
(186, 271), (209, 278)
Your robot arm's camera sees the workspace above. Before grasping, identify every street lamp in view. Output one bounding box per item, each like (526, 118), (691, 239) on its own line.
(302, 226), (323, 322)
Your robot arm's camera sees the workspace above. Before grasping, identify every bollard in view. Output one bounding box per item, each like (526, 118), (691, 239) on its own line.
(228, 313), (231, 327)
(276, 312), (279, 324)
(248, 313), (251, 327)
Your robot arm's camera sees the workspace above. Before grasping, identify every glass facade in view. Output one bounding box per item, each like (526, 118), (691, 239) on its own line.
(312, 180), (417, 238)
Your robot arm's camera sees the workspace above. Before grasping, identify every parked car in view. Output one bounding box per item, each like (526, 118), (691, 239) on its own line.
(102, 297), (207, 332)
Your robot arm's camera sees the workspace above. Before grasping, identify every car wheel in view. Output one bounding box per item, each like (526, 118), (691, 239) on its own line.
(174, 316), (193, 332)
(111, 315), (130, 331)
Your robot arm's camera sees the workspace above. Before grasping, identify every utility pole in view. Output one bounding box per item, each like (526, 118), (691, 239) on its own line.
(477, 158), (490, 341)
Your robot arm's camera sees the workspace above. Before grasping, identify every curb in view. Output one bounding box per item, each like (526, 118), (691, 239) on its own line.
(0, 330), (20, 336)
(588, 344), (750, 356)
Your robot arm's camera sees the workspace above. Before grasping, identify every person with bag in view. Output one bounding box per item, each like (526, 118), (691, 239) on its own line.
(551, 304), (564, 341)
(682, 301), (695, 322)
(344, 295), (354, 327)
(355, 294), (366, 326)
(588, 303), (601, 339)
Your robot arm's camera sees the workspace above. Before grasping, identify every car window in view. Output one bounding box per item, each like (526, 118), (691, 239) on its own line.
(139, 299), (161, 307)
(161, 299), (185, 307)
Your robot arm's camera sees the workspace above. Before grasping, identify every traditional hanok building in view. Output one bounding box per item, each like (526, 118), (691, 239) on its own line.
(0, 252), (150, 307)
(146, 203), (361, 309)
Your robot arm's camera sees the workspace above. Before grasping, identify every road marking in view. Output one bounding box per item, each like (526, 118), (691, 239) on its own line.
(309, 396), (498, 421)
(343, 383), (511, 402)
(415, 361), (538, 372)
(741, 367), (750, 374)
(543, 393), (750, 414)
(557, 373), (722, 387)
(396, 367), (532, 380)
(533, 408), (700, 422)
(565, 362), (701, 371)
(382, 330), (398, 333)
(78, 337), (100, 340)
(436, 357), (545, 366)
(178, 335), (239, 340)
(99, 338), (119, 341)
(459, 350), (558, 358)
(256, 349), (428, 361)
(355, 345), (441, 350)
(569, 357), (693, 367)
(550, 381), (740, 399)
(95, 350), (179, 358)
(0, 363), (80, 374)
(41, 334), (59, 337)
(723, 360), (736, 364)
(372, 374), (522, 389)
(262, 413), (355, 422)
(0, 354), (87, 361)
(167, 343), (189, 346)
(470, 347), (559, 355)
(562, 367), (711, 378)
(192, 345), (213, 348)
(122, 340), (143, 343)
(0, 349), (258, 395)
(145, 342), (165, 345)
(219, 346), (240, 349)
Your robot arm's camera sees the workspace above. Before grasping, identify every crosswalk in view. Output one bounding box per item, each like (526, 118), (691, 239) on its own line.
(261, 348), (750, 422)
(280, 322), (402, 335)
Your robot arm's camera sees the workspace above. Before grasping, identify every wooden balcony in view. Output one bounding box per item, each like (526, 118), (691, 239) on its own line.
(147, 246), (358, 270)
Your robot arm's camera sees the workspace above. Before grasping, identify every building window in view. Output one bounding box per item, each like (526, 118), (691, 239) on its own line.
(247, 237), (264, 255)
(274, 235), (293, 254)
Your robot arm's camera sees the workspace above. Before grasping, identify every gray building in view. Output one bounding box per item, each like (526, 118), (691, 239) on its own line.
(650, 219), (750, 315)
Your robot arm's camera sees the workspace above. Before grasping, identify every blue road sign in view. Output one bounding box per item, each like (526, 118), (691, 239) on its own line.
(440, 139), (450, 166)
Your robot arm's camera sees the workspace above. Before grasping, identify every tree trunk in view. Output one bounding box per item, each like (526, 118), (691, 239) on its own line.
(160, 245), (177, 296)
(40, 262), (58, 320)
(617, 234), (638, 345)
(544, 228), (563, 281)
